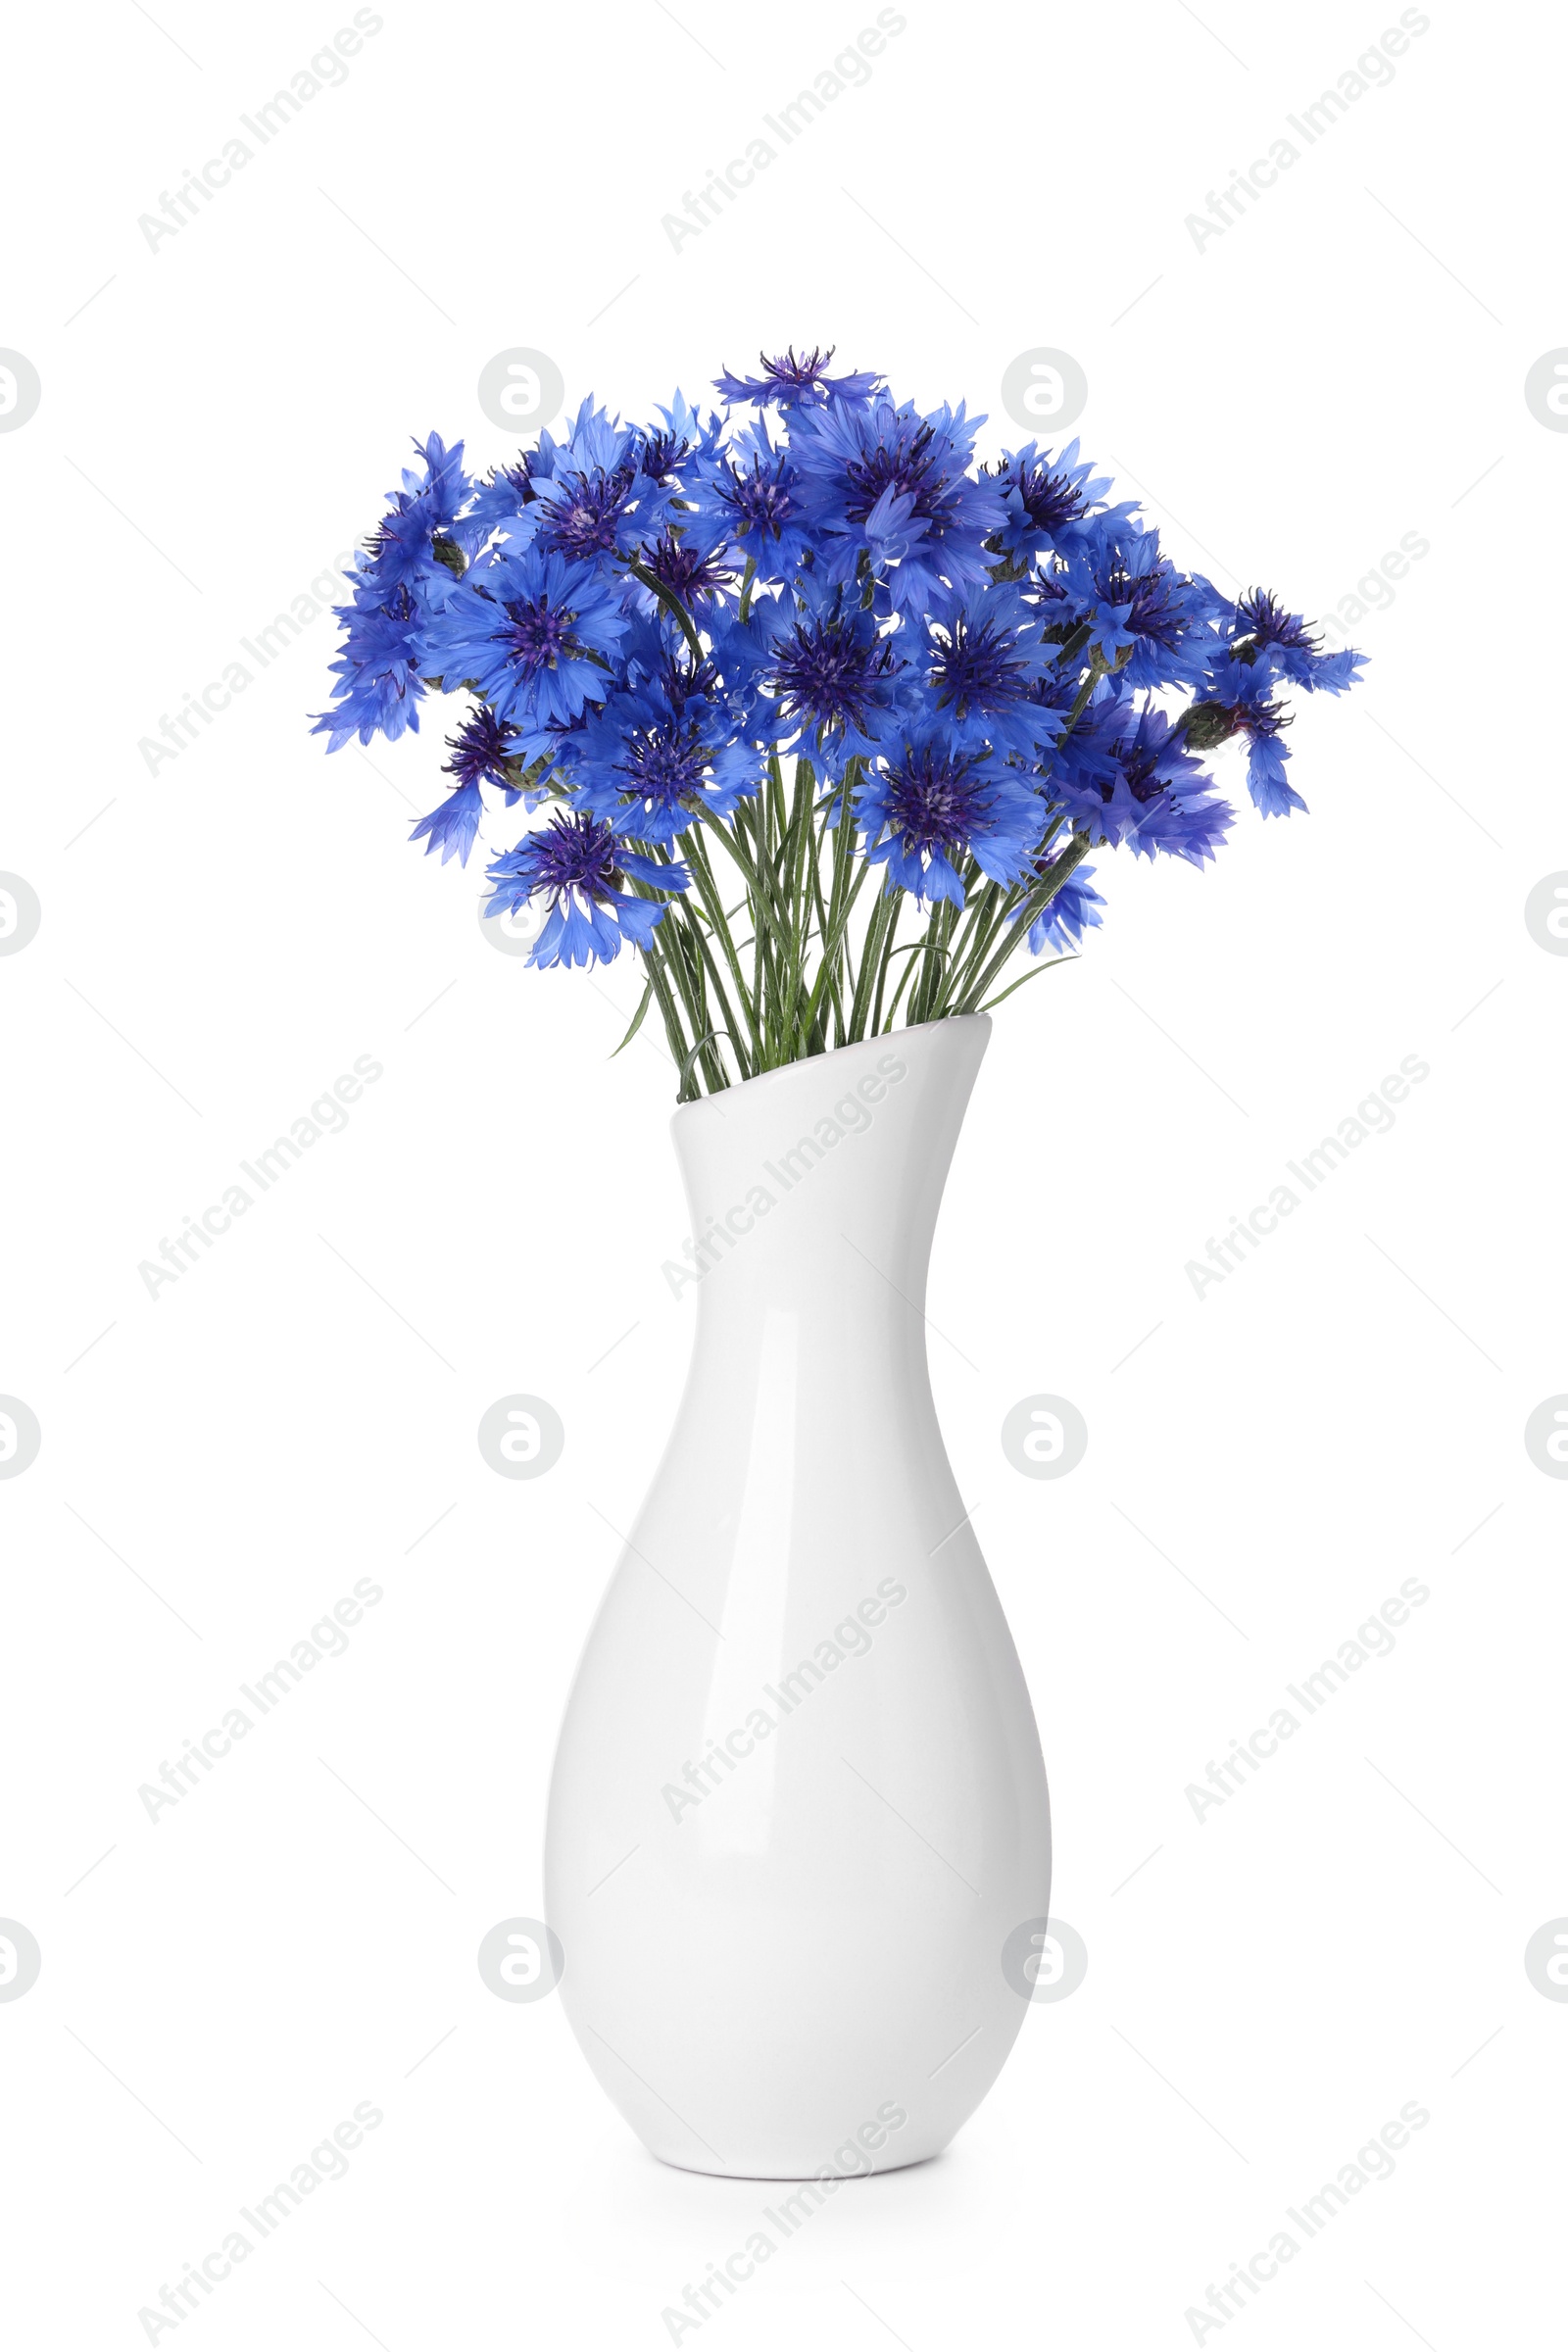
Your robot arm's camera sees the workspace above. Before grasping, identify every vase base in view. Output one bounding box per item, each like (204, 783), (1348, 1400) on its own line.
(651, 2144), (948, 2183)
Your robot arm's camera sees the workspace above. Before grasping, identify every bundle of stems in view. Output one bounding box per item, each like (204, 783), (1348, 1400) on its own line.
(618, 758), (1093, 1100)
(608, 581), (1105, 1099)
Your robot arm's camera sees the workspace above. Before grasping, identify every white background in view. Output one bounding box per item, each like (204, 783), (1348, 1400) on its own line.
(2, 0), (1564, 2344)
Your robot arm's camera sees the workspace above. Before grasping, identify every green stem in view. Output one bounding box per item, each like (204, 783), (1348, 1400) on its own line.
(799, 767), (865, 1052)
(779, 755), (818, 1054)
(848, 889), (899, 1043)
(683, 828), (762, 1067)
(623, 562), (706, 665)
(881, 937), (927, 1031)
(655, 900), (724, 1098)
(955, 832), (1094, 1013)
(639, 940), (694, 1080)
(870, 890), (902, 1034)
(676, 895), (751, 1085)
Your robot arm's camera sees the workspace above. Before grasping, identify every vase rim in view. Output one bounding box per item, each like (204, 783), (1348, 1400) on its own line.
(669, 1012), (992, 1127)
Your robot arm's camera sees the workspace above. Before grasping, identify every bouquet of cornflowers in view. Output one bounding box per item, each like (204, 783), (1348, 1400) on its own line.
(313, 346), (1363, 1101)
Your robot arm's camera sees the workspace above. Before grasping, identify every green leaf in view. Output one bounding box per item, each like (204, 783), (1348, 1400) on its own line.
(609, 981), (654, 1058)
(977, 956), (1075, 1012)
(679, 1029), (722, 1089)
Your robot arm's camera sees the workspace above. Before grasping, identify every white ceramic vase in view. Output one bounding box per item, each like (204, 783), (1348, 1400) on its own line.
(544, 1013), (1051, 2178)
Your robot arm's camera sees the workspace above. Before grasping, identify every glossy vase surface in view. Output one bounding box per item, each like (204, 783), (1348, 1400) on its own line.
(544, 1014), (1051, 2178)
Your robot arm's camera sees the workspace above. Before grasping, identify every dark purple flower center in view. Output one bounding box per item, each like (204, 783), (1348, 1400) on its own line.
(644, 526), (733, 607)
(497, 456), (538, 505)
(773, 622), (894, 732)
(639, 429), (689, 479)
(765, 345), (837, 390)
(501, 594), (579, 674)
(1107, 732), (1172, 806)
(881, 746), (991, 854)
(536, 465), (637, 559)
(1096, 556), (1185, 650)
(841, 421), (953, 527)
(931, 613), (1031, 714)
(652, 649), (720, 717)
(446, 705), (520, 788)
(998, 457), (1087, 536)
(523, 812), (620, 899)
(715, 346), (879, 410)
(719, 459), (797, 540)
(1233, 590), (1316, 652)
(612, 723), (710, 808)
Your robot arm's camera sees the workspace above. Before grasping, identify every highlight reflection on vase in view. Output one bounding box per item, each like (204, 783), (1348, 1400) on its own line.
(545, 1014), (1051, 2179)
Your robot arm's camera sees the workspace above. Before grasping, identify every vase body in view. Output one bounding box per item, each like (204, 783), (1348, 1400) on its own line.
(543, 1015), (1051, 2178)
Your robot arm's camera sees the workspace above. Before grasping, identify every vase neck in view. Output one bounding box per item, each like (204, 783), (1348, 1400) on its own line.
(667, 1019), (990, 1333)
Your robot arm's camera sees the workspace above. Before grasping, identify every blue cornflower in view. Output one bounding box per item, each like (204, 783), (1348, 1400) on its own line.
(1045, 694), (1234, 861)
(465, 452), (540, 545)
(568, 688), (766, 844)
(925, 581), (1055, 755)
(613, 612), (779, 755)
(318, 360), (1367, 1019)
(1025, 855), (1105, 955)
(517, 398), (680, 563)
(1187, 658), (1303, 818)
(448, 704), (530, 792)
(1060, 523), (1223, 690)
(1241, 728), (1299, 818)
(636, 393), (726, 498)
(421, 547), (628, 755)
(311, 586), (427, 751)
(464, 400), (632, 559)
(691, 416), (814, 578)
(1231, 590), (1365, 696)
(1231, 589), (1315, 661)
(714, 346), (882, 411)
(1014, 662), (1082, 752)
(609, 613), (786, 801)
(1303, 646), (1365, 694)
(986, 439), (1121, 565)
(702, 598), (793, 731)
(636, 523), (736, 612)
(483, 811), (684, 967)
(531, 458), (641, 560)
(789, 394), (1005, 613)
(311, 437), (482, 752)
(637, 391), (700, 476)
(767, 580), (903, 759)
(858, 725), (1045, 905)
(358, 433), (476, 591)
(409, 707), (540, 866)
(410, 784), (483, 864)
